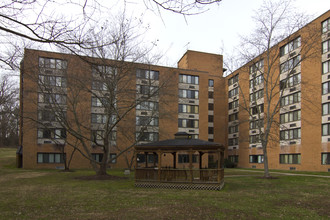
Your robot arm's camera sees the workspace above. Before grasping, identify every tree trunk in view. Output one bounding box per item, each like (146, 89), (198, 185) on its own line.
(262, 144), (270, 178)
(97, 163), (108, 175)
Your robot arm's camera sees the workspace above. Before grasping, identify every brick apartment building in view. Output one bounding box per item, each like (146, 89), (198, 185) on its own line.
(226, 10), (330, 171)
(18, 49), (226, 169)
(18, 10), (330, 172)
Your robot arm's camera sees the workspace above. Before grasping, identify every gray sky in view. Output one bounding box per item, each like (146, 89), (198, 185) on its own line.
(117, 0), (330, 67)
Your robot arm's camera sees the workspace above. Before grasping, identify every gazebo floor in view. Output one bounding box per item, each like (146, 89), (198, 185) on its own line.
(135, 180), (224, 191)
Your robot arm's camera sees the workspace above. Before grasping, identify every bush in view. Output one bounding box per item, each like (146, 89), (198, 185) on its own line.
(224, 159), (237, 168)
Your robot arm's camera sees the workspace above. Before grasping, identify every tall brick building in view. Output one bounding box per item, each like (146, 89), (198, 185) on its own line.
(18, 49), (226, 169)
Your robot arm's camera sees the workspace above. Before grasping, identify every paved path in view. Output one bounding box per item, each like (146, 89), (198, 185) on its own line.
(225, 169), (330, 178)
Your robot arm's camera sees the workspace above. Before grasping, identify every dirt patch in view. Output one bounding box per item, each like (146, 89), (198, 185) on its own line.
(0, 172), (48, 182)
(75, 174), (128, 181)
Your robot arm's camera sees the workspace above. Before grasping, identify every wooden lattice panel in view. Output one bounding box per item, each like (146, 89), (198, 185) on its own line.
(135, 181), (224, 191)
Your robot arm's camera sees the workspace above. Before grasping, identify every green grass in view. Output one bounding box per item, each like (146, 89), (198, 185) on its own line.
(0, 148), (329, 219)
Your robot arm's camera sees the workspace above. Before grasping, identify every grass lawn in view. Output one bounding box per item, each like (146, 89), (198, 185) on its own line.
(0, 148), (329, 220)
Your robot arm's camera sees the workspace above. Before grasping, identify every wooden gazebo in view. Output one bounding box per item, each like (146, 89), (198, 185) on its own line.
(134, 133), (225, 190)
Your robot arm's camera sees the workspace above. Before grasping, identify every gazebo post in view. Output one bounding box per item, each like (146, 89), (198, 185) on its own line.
(158, 150), (162, 182)
(217, 149), (221, 183)
(189, 148), (193, 182)
(199, 151), (204, 181)
(172, 152), (176, 169)
(145, 152), (148, 168)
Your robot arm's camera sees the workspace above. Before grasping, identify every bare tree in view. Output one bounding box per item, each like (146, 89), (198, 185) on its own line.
(145, 0), (221, 15)
(23, 14), (175, 175)
(0, 75), (18, 147)
(225, 0), (320, 177)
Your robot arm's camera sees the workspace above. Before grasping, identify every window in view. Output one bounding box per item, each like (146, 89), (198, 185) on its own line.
(38, 93), (67, 105)
(249, 155), (264, 163)
(228, 138), (238, 146)
(136, 69), (159, 80)
(280, 92), (301, 106)
(280, 128), (301, 140)
(228, 87), (238, 98)
(179, 74), (199, 85)
(280, 55), (301, 74)
(229, 113), (238, 122)
(92, 65), (117, 77)
(39, 57), (67, 70)
(136, 85), (158, 95)
(208, 91), (214, 99)
(209, 79), (214, 87)
(250, 104), (264, 115)
(136, 132), (159, 142)
(250, 89), (263, 102)
(39, 75), (67, 87)
(136, 116), (159, 126)
(38, 128), (66, 139)
(92, 81), (107, 91)
(178, 119), (199, 128)
(280, 154), (301, 164)
(322, 103), (330, 115)
(208, 115), (214, 122)
(92, 97), (108, 107)
(322, 81), (330, 95)
(250, 119), (264, 129)
(91, 130), (116, 141)
(322, 123), (330, 136)
(322, 39), (330, 54)
(322, 60), (330, 75)
(249, 60), (264, 74)
(280, 110), (301, 124)
(208, 103), (214, 111)
(92, 153), (116, 163)
(280, 37), (301, 56)
(208, 127), (214, 134)
(322, 18), (330, 33)
(228, 125), (238, 134)
(229, 100), (239, 110)
(179, 89), (199, 99)
(37, 153), (65, 163)
(250, 75), (264, 88)
(91, 114), (107, 124)
(178, 104), (199, 113)
(228, 155), (239, 163)
(178, 154), (198, 163)
(136, 101), (158, 111)
(280, 73), (301, 89)
(321, 153), (330, 165)
(228, 74), (239, 86)
(38, 110), (56, 121)
(249, 134), (260, 144)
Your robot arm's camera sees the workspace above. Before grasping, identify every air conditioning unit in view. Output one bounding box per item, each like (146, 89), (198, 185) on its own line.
(289, 52), (296, 57)
(289, 123), (296, 127)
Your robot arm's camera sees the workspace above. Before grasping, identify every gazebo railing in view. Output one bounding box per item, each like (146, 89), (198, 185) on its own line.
(135, 168), (224, 183)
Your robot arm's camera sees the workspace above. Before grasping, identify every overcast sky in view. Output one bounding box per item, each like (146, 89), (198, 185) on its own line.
(116, 0), (330, 67)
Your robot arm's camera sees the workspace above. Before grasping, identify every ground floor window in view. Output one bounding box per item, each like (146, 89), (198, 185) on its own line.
(228, 155), (239, 163)
(92, 153), (117, 163)
(279, 153), (301, 164)
(321, 153), (330, 165)
(37, 153), (65, 163)
(249, 155), (264, 163)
